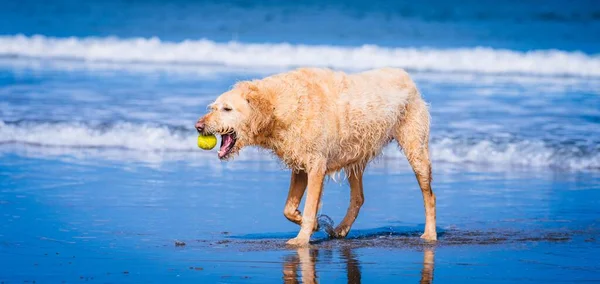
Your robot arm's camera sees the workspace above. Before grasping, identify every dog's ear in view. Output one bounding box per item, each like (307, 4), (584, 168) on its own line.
(237, 81), (275, 135)
(241, 82), (259, 102)
(239, 81), (272, 112)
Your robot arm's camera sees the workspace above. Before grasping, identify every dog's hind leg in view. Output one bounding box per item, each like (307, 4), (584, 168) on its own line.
(332, 168), (365, 238)
(283, 170), (308, 226)
(395, 97), (437, 241)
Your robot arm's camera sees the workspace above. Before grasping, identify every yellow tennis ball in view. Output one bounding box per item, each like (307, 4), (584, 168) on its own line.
(197, 134), (217, 150)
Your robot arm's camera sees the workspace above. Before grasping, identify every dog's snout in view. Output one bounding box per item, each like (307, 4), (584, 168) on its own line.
(195, 119), (205, 133)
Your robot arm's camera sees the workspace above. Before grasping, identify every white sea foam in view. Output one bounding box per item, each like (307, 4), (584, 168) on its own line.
(1, 35), (599, 77)
(0, 120), (193, 151)
(1, 121), (598, 170)
(426, 138), (597, 171)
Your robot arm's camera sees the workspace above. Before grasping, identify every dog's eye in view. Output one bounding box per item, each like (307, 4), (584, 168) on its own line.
(223, 106), (233, 112)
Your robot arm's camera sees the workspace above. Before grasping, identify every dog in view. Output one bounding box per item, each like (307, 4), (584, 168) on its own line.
(195, 67), (436, 246)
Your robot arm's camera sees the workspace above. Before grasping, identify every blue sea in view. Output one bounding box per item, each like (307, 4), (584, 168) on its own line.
(1, 0), (599, 283)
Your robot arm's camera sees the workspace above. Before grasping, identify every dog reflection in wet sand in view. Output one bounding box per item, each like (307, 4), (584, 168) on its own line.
(283, 247), (435, 284)
(196, 68), (436, 246)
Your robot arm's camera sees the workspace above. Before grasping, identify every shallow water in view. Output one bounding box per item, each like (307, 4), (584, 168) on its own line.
(2, 155), (599, 282)
(1, 0), (600, 282)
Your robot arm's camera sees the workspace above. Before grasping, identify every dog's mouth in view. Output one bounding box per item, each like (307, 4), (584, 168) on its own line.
(218, 132), (237, 159)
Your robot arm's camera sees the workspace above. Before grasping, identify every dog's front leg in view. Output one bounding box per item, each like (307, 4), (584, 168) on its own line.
(286, 162), (326, 246)
(283, 170), (307, 226)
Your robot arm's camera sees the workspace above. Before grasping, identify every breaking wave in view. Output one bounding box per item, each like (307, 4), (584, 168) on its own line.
(1, 35), (599, 77)
(1, 120), (598, 171)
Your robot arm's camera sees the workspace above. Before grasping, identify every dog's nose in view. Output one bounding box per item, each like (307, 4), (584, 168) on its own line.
(195, 119), (205, 133)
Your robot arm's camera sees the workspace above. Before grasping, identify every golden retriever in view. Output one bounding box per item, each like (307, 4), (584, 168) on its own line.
(195, 67), (436, 246)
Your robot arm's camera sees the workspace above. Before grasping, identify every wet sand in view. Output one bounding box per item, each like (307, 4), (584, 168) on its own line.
(1, 156), (599, 283)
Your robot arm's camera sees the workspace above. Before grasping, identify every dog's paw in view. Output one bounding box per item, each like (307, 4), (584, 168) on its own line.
(286, 237), (310, 247)
(332, 226), (350, 239)
(420, 232), (438, 241)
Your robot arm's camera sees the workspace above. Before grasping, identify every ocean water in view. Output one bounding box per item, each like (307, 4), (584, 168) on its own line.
(1, 0), (599, 283)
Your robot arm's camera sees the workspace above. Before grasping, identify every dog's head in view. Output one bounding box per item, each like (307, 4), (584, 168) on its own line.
(195, 81), (275, 160)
